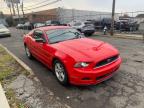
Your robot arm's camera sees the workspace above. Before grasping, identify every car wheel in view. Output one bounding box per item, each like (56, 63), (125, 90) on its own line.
(84, 33), (93, 36)
(25, 45), (33, 59)
(53, 60), (69, 85)
(89, 33), (94, 36)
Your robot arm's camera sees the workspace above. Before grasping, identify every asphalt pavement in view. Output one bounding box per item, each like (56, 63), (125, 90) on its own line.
(0, 28), (144, 108)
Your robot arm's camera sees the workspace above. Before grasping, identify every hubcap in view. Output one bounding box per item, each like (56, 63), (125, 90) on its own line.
(25, 47), (31, 57)
(55, 63), (65, 82)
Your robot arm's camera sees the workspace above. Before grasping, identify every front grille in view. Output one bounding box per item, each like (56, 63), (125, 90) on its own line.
(95, 55), (119, 68)
(96, 72), (113, 80)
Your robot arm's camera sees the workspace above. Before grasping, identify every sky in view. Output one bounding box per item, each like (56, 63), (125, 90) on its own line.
(0, 0), (144, 14)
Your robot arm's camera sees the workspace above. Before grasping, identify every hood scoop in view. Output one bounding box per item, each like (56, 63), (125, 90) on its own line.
(92, 43), (104, 51)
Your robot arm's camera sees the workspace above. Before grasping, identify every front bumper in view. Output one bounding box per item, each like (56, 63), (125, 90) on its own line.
(68, 57), (122, 85)
(0, 33), (11, 37)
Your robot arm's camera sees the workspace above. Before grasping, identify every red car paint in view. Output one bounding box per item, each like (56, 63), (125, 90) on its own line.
(23, 26), (122, 85)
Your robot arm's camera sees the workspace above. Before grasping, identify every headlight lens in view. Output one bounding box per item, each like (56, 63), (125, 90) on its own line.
(74, 62), (90, 68)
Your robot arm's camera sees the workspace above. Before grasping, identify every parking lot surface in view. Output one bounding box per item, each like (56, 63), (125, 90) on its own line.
(0, 28), (144, 108)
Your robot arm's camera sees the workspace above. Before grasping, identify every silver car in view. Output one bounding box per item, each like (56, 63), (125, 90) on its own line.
(71, 21), (95, 36)
(0, 24), (11, 37)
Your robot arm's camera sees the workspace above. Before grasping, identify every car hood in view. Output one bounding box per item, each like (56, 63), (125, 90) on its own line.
(0, 28), (10, 32)
(52, 38), (119, 62)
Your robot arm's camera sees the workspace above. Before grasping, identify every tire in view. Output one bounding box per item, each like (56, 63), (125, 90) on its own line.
(85, 32), (94, 36)
(53, 60), (69, 86)
(24, 45), (33, 59)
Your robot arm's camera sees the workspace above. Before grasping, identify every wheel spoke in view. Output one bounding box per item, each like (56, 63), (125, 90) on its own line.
(57, 64), (62, 69)
(55, 63), (65, 82)
(26, 47), (30, 57)
(60, 72), (65, 80)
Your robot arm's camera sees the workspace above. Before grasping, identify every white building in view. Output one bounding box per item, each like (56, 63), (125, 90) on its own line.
(57, 8), (119, 23)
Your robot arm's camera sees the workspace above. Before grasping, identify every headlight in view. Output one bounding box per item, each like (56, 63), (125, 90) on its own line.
(74, 62), (90, 68)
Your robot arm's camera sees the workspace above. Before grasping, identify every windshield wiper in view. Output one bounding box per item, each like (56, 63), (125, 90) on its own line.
(50, 40), (63, 44)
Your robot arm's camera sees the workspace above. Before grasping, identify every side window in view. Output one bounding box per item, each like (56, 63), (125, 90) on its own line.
(33, 30), (44, 39)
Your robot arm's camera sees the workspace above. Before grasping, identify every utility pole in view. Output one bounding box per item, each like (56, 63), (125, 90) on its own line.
(9, 5), (12, 17)
(16, 2), (20, 23)
(5, 0), (15, 25)
(110, 0), (116, 36)
(72, 9), (75, 21)
(21, 0), (25, 18)
(11, 0), (15, 16)
(6, 2), (13, 17)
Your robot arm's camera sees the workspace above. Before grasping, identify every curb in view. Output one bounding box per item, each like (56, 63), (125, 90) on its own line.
(0, 44), (40, 107)
(0, 84), (10, 108)
(114, 34), (143, 40)
(0, 44), (35, 76)
(93, 34), (143, 40)
(0, 44), (71, 108)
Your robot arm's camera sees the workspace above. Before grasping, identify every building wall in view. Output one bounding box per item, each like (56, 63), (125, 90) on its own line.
(26, 9), (58, 23)
(27, 14), (57, 23)
(57, 8), (119, 24)
(25, 8), (119, 24)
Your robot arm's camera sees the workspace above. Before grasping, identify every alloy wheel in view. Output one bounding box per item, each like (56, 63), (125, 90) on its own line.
(55, 62), (65, 82)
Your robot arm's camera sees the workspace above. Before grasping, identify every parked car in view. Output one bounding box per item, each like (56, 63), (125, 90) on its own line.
(71, 21), (95, 36)
(23, 22), (34, 30)
(138, 22), (144, 32)
(23, 26), (122, 86)
(34, 22), (46, 28)
(88, 18), (115, 30)
(45, 20), (61, 26)
(16, 24), (24, 29)
(0, 24), (11, 37)
(87, 20), (103, 30)
(116, 20), (139, 32)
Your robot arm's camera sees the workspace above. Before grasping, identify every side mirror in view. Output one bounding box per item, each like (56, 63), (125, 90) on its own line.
(35, 38), (46, 43)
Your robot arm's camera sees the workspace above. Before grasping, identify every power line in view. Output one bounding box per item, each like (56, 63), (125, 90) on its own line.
(23, 0), (52, 8)
(23, 0), (61, 11)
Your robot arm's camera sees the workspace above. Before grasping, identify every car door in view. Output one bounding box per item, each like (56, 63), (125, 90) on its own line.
(30, 30), (49, 64)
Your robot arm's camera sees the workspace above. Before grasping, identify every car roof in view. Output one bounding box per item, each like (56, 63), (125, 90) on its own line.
(36, 26), (70, 31)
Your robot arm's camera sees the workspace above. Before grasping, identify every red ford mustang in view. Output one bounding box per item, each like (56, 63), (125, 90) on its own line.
(23, 26), (122, 85)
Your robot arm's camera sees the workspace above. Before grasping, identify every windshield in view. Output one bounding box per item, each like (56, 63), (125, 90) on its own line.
(46, 28), (84, 44)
